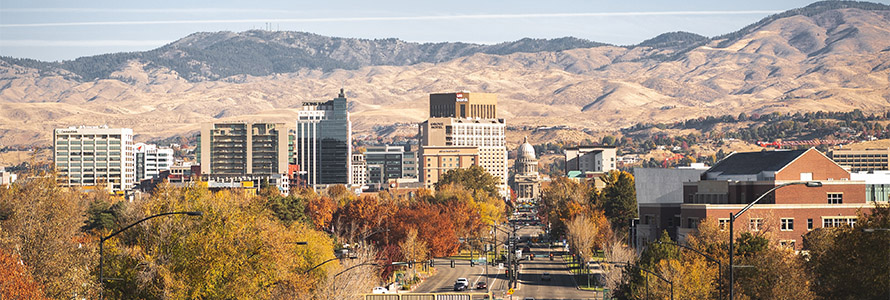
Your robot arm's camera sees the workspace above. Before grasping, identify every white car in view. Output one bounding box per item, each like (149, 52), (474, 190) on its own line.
(372, 287), (388, 294)
(456, 278), (469, 285)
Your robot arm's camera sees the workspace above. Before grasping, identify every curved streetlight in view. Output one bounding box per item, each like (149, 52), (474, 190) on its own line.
(657, 241), (723, 299)
(609, 261), (673, 300)
(729, 181), (821, 300)
(99, 211), (203, 300)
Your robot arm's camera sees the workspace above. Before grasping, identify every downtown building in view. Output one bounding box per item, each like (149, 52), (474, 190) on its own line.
(564, 146), (618, 176)
(134, 143), (174, 181)
(53, 126), (136, 193)
(363, 145), (419, 189)
(198, 121), (290, 192)
(294, 89), (353, 189)
(677, 148), (873, 249)
(511, 137), (542, 202)
(419, 92), (508, 198)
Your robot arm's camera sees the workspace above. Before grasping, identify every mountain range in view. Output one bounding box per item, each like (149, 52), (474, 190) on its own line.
(1, 1), (889, 147)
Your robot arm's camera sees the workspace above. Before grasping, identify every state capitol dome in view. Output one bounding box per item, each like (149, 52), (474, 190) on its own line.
(518, 136), (536, 160)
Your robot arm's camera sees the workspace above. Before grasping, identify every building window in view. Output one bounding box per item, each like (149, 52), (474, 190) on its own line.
(823, 217), (857, 228)
(827, 193), (843, 204)
(780, 218), (794, 231)
(749, 218), (763, 231)
(807, 218), (813, 230)
(718, 219), (729, 231)
(779, 240), (796, 249)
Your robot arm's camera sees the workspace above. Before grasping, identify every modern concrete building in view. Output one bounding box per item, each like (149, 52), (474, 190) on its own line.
(53, 126), (136, 192)
(829, 147), (890, 172)
(565, 146), (617, 175)
(511, 137), (541, 202)
(198, 122), (289, 175)
(429, 92), (498, 119)
(294, 89), (353, 188)
(363, 145), (420, 187)
(134, 143), (174, 181)
(678, 148), (872, 249)
(633, 166), (708, 249)
(419, 146), (480, 189)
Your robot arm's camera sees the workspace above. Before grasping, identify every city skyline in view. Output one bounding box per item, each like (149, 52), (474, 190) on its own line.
(4, 0), (887, 61)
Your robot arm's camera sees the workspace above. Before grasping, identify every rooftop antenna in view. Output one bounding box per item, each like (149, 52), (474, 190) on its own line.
(339, 88), (345, 98)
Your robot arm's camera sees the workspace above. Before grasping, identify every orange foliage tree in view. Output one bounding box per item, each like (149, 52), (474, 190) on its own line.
(0, 248), (48, 300)
(306, 196), (336, 231)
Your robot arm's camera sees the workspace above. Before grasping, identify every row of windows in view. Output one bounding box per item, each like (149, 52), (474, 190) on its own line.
(715, 217), (857, 231)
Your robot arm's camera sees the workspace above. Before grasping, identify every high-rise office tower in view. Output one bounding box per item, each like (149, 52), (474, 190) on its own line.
(294, 89), (353, 188)
(419, 92), (508, 198)
(198, 122), (289, 175)
(53, 126), (136, 192)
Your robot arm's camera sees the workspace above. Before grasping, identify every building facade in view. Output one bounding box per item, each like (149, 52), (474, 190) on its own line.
(53, 126), (136, 192)
(429, 92), (498, 119)
(198, 122), (289, 175)
(352, 153), (367, 187)
(419, 146), (480, 188)
(364, 145), (407, 186)
(633, 166), (708, 249)
(134, 143), (174, 181)
(512, 137), (541, 202)
(294, 89), (353, 188)
(678, 148), (872, 249)
(420, 116), (508, 197)
(829, 147), (890, 172)
(565, 146), (617, 175)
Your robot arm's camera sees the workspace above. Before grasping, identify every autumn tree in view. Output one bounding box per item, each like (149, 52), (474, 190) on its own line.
(0, 172), (97, 299)
(596, 170), (637, 236)
(0, 248), (49, 300)
(804, 203), (890, 299)
(306, 195), (337, 231)
(540, 176), (593, 237)
(436, 165), (500, 199)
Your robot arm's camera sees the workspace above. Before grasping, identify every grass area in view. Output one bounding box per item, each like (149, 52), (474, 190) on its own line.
(562, 251), (607, 290)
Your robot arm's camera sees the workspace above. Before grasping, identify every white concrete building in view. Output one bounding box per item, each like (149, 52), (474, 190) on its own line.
(565, 146), (617, 175)
(54, 126), (136, 193)
(134, 143), (174, 181)
(420, 117), (508, 198)
(352, 153), (367, 187)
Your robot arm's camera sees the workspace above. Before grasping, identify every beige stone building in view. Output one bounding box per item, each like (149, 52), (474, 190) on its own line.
(829, 147), (890, 172)
(419, 146), (480, 188)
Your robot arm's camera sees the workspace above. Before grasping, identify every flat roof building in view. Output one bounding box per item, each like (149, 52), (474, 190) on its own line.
(53, 126), (136, 193)
(294, 89), (353, 188)
(198, 122), (289, 176)
(565, 146), (617, 175)
(429, 92), (498, 119)
(829, 147), (890, 172)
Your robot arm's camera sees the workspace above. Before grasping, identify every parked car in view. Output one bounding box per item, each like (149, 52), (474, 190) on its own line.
(476, 281), (487, 289)
(372, 287), (388, 294)
(541, 272), (552, 281)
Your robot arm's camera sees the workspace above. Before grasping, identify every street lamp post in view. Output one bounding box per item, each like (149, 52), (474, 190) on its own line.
(99, 211), (203, 300)
(729, 181), (821, 300)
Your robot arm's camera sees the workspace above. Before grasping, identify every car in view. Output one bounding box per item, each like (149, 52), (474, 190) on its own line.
(456, 278), (469, 285)
(453, 282), (467, 291)
(541, 272), (552, 281)
(476, 281), (487, 289)
(372, 287), (388, 294)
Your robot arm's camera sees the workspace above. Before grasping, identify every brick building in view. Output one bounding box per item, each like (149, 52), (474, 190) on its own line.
(677, 148), (874, 249)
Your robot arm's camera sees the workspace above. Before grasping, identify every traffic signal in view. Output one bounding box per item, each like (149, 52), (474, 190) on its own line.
(470, 260), (475, 267)
(408, 261), (414, 268)
(450, 260), (455, 268)
(429, 260), (434, 267)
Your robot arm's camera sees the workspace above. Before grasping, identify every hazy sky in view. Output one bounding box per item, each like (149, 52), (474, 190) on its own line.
(2, 0), (889, 62)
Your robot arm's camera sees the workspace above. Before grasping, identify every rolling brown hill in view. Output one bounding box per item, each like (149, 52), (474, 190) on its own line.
(1, 1), (889, 147)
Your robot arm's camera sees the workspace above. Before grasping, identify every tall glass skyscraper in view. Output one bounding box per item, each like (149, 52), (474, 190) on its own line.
(294, 89), (353, 187)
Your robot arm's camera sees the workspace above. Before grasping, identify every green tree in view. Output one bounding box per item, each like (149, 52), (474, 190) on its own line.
(596, 170), (638, 236)
(436, 165), (500, 199)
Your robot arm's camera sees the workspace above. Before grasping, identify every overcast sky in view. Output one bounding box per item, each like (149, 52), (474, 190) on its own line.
(2, 0), (889, 62)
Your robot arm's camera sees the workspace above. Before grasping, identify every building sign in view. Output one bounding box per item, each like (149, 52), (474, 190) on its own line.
(456, 93), (468, 102)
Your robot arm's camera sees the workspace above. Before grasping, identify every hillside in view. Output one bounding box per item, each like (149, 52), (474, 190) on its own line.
(1, 1), (889, 148)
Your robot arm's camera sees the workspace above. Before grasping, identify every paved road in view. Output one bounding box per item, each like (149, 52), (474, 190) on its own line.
(413, 258), (500, 295)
